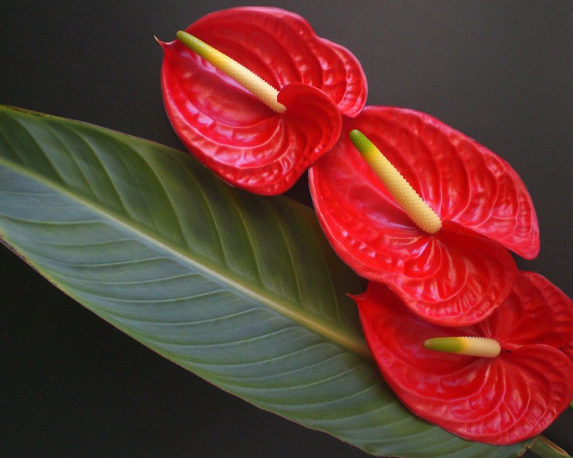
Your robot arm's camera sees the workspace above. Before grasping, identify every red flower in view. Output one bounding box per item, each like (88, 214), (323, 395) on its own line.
(354, 271), (573, 444)
(309, 106), (539, 325)
(160, 7), (367, 195)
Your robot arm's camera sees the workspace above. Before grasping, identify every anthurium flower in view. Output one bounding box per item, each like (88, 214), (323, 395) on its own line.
(309, 106), (539, 326)
(354, 271), (573, 445)
(159, 7), (367, 195)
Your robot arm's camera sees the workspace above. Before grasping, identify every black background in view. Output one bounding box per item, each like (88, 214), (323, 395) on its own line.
(2, 1), (572, 456)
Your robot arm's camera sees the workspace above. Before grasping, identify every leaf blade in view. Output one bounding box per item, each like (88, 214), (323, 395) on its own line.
(0, 106), (526, 457)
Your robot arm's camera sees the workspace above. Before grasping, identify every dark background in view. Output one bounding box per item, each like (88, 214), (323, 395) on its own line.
(1, 1), (571, 456)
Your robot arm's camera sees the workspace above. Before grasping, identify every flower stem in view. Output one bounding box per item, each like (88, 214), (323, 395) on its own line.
(349, 129), (442, 234)
(176, 31), (286, 113)
(530, 436), (571, 458)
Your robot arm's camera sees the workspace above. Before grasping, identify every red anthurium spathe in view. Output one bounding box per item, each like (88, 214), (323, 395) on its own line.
(309, 106), (539, 325)
(354, 272), (573, 445)
(160, 7), (367, 195)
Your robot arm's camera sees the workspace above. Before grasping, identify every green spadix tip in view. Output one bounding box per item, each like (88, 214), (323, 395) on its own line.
(176, 31), (207, 56)
(424, 337), (501, 358)
(175, 31), (286, 113)
(424, 337), (464, 353)
(176, 30), (191, 41)
(349, 129), (372, 151)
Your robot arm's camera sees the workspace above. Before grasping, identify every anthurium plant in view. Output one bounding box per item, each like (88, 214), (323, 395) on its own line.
(309, 107), (539, 326)
(1, 6), (571, 457)
(159, 7), (366, 195)
(355, 271), (573, 444)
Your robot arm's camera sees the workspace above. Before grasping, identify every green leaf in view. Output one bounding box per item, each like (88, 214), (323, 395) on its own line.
(0, 105), (527, 457)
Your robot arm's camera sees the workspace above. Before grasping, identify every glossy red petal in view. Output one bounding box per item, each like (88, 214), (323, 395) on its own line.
(188, 7), (367, 117)
(390, 225), (517, 326)
(310, 106), (539, 256)
(160, 7), (366, 194)
(355, 282), (573, 444)
(309, 111), (518, 325)
(485, 272), (573, 360)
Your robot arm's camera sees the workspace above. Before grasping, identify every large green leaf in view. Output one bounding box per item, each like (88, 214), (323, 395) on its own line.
(0, 105), (527, 457)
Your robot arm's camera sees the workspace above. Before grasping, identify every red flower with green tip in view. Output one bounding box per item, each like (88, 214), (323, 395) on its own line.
(159, 7), (367, 195)
(354, 271), (573, 445)
(309, 106), (539, 326)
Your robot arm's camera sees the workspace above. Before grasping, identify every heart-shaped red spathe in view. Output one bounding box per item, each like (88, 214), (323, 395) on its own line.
(309, 106), (539, 325)
(160, 7), (367, 195)
(354, 272), (573, 445)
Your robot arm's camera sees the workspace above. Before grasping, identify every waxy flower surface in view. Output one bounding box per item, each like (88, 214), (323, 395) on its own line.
(160, 7), (367, 195)
(309, 106), (540, 325)
(354, 271), (573, 444)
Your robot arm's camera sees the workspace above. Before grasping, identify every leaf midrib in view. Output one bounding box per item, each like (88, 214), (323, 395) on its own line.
(0, 137), (371, 358)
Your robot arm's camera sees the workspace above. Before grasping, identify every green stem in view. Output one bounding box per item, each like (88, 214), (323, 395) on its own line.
(528, 436), (571, 458)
